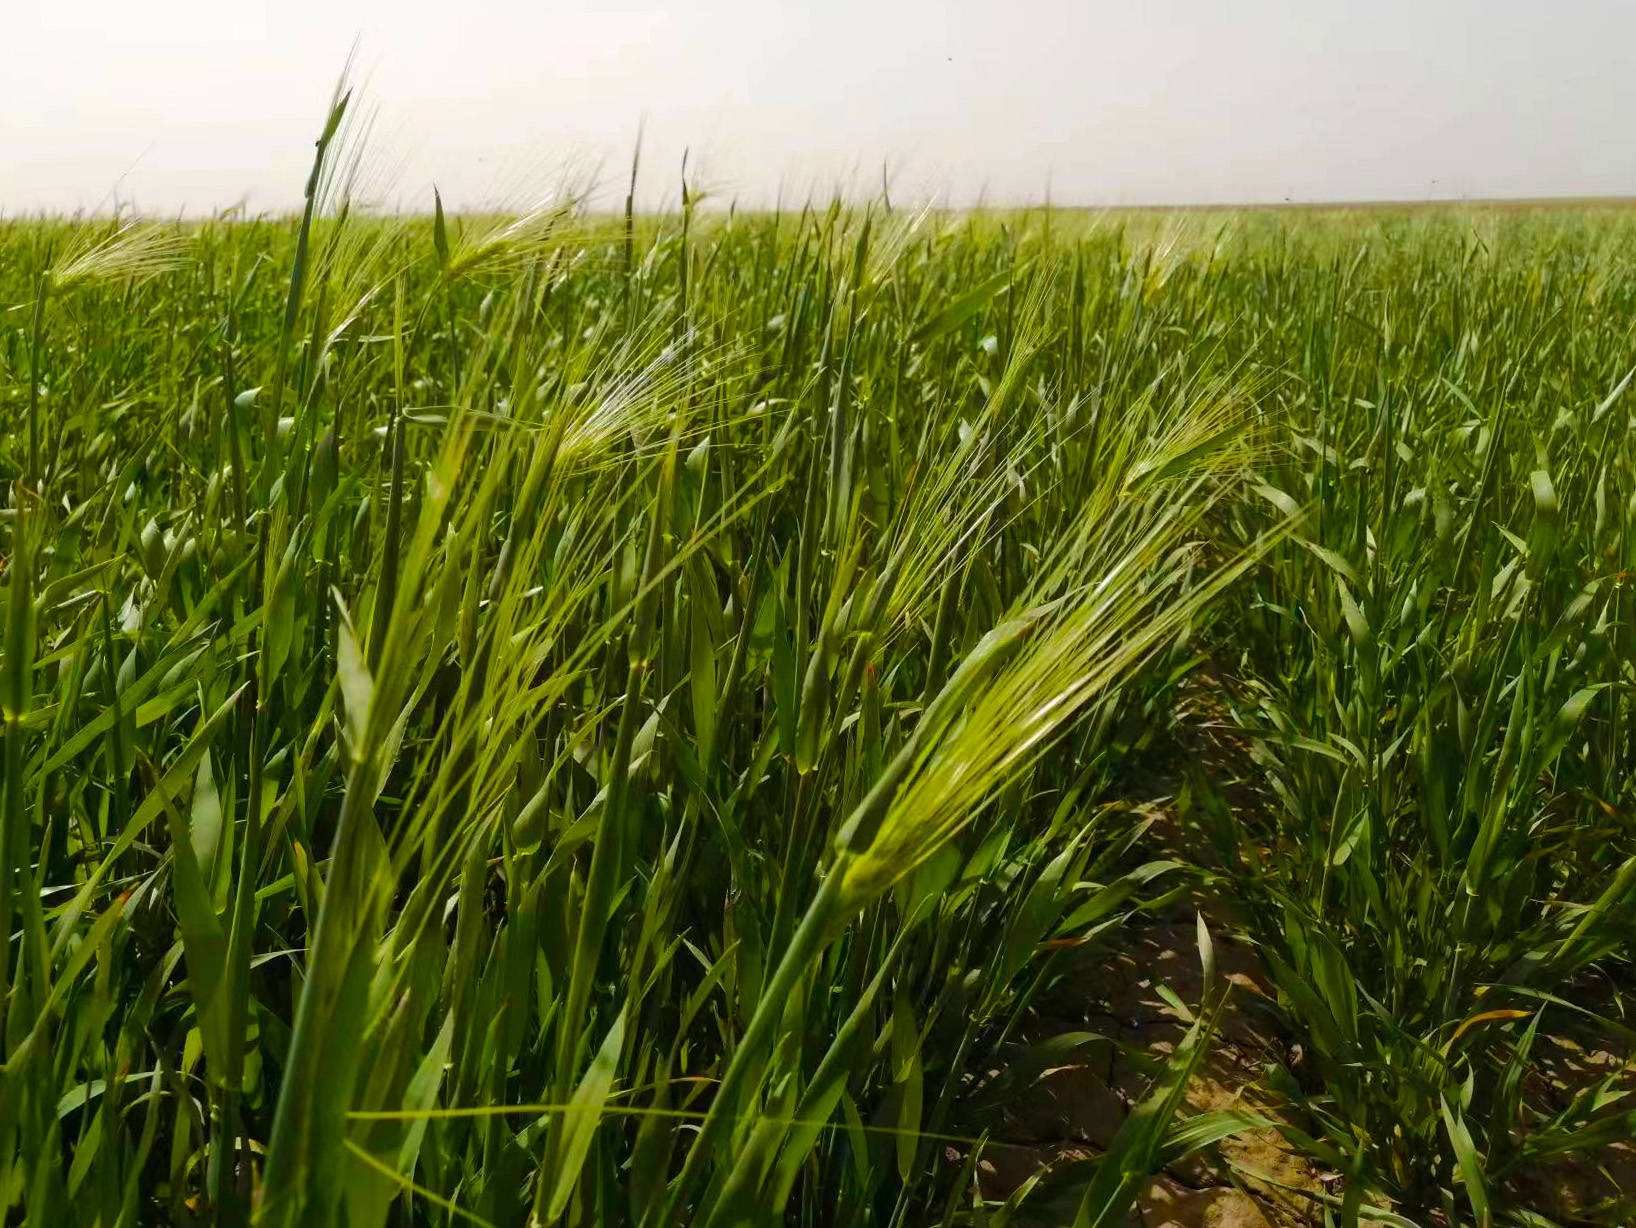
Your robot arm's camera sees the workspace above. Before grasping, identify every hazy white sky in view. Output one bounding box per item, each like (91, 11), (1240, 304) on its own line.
(5, 0), (1636, 213)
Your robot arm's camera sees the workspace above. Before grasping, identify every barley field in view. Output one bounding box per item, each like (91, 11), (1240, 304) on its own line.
(1, 99), (1633, 1228)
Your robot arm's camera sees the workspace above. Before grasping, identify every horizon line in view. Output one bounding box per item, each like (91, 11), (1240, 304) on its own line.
(8, 192), (1636, 222)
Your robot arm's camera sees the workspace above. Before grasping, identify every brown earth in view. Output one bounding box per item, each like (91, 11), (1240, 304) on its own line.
(960, 681), (1634, 1227)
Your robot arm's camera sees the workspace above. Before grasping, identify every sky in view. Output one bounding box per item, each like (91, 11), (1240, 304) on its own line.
(5, 0), (1636, 214)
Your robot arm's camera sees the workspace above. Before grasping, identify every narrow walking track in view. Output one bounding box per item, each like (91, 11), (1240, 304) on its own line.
(964, 679), (1636, 1226)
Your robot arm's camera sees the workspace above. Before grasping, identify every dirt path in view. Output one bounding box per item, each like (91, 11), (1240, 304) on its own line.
(964, 688), (1321, 1227)
(962, 681), (1636, 1227)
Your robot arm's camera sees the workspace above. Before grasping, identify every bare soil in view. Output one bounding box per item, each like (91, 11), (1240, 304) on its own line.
(962, 682), (1635, 1226)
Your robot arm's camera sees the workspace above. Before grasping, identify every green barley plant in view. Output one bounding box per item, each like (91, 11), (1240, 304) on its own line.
(1, 87), (1632, 1228)
(1202, 215), (1636, 1224)
(0, 92), (1266, 1228)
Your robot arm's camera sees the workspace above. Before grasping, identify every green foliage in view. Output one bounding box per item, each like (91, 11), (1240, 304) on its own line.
(1200, 211), (1636, 1223)
(2, 104), (1632, 1227)
(0, 111), (1259, 1226)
